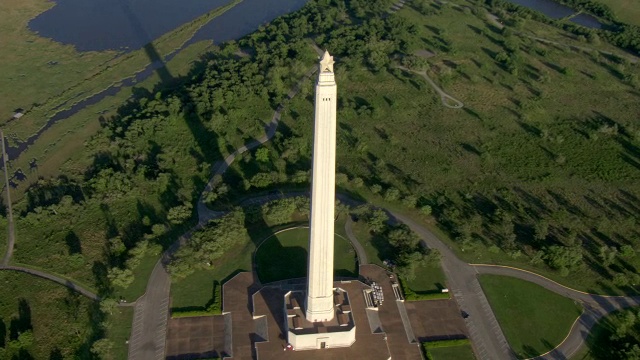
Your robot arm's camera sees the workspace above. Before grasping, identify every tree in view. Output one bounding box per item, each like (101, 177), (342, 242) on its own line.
(367, 209), (389, 233)
(599, 245), (618, 267)
(533, 220), (549, 243)
(387, 225), (421, 250)
(108, 236), (126, 258)
(384, 187), (400, 202)
(262, 198), (296, 225)
(620, 245), (636, 259)
(168, 209), (249, 279)
(255, 148), (270, 163)
(370, 184), (382, 194)
(420, 205), (432, 215)
(167, 202), (193, 225)
(336, 173), (349, 185)
(107, 267), (134, 288)
(100, 298), (118, 315)
(351, 177), (364, 188)
(396, 251), (426, 281)
(613, 272), (630, 287)
(544, 245), (583, 275)
(91, 339), (114, 359)
(17, 331), (33, 349)
(402, 195), (417, 208)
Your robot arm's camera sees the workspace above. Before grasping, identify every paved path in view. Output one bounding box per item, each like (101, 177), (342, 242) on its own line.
(344, 217), (368, 265)
(128, 255), (171, 360)
(0, 264), (100, 300)
(127, 56), (320, 360)
(396, 66), (464, 109)
(1, 129), (15, 266)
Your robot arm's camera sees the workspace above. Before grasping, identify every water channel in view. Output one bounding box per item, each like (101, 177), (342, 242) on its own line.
(506, 0), (603, 28)
(10, 0), (310, 160)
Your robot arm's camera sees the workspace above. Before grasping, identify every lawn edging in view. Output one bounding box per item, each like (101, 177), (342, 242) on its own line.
(171, 280), (222, 318)
(398, 277), (451, 301)
(421, 338), (471, 359)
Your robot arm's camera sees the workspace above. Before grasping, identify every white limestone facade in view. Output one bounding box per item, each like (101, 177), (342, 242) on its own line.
(305, 50), (338, 323)
(285, 288), (356, 351)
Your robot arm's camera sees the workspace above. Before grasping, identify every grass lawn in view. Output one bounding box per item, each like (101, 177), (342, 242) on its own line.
(479, 275), (582, 358)
(429, 344), (476, 360)
(0, 271), (96, 359)
(602, 0), (640, 26)
(114, 252), (161, 302)
(350, 219), (392, 267)
(105, 306), (134, 360)
(406, 263), (448, 292)
(170, 240), (254, 310)
(255, 227), (358, 283)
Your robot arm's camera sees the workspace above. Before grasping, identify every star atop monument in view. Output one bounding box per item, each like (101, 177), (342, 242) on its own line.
(320, 50), (334, 73)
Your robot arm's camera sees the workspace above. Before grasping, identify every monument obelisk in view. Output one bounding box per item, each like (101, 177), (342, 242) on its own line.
(306, 50), (337, 323)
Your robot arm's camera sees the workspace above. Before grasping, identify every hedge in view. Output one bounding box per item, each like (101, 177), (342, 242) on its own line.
(421, 338), (471, 359)
(398, 278), (451, 301)
(422, 338), (471, 349)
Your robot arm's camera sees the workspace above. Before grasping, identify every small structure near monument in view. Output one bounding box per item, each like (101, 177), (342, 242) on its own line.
(284, 288), (356, 350)
(12, 109), (24, 120)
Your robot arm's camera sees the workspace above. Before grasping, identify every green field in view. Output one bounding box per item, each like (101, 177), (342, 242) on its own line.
(114, 252), (161, 301)
(403, 263), (449, 299)
(602, 0), (640, 26)
(429, 344), (476, 360)
(171, 239), (254, 310)
(104, 306), (134, 360)
(479, 275), (582, 358)
(349, 218), (397, 267)
(255, 227), (358, 283)
(0, 271), (95, 359)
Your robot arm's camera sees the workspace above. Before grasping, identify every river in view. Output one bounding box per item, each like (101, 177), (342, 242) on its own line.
(29, 0), (313, 52)
(9, 0), (310, 160)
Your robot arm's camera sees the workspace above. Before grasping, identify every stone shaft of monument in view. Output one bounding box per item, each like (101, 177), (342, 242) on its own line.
(306, 51), (337, 323)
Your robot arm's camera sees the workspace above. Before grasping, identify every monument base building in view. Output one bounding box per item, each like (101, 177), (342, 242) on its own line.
(284, 288), (356, 350)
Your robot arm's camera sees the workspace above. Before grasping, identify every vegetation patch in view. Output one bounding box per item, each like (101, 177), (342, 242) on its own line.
(427, 344), (476, 360)
(401, 263), (448, 300)
(580, 308), (640, 360)
(479, 274), (582, 358)
(0, 271), (97, 359)
(421, 339), (474, 360)
(171, 281), (222, 317)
